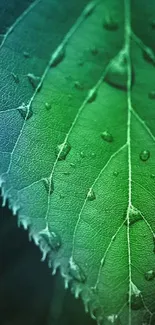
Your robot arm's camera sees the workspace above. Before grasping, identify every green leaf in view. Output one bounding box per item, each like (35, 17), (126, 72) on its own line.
(1, 0), (155, 324)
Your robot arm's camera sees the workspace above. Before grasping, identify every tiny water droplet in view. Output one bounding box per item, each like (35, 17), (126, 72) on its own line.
(17, 103), (33, 120)
(45, 102), (51, 110)
(103, 15), (119, 31)
(56, 142), (71, 160)
(140, 150), (150, 162)
(130, 282), (143, 310)
(60, 193), (65, 199)
(113, 171), (119, 176)
(91, 46), (98, 55)
(63, 171), (70, 176)
(70, 162), (76, 168)
(27, 73), (41, 89)
(143, 47), (155, 65)
(39, 228), (61, 251)
(77, 58), (84, 66)
(43, 178), (54, 195)
(80, 151), (85, 158)
(91, 152), (96, 158)
(101, 131), (113, 142)
(105, 50), (134, 90)
(11, 72), (19, 83)
(87, 88), (97, 103)
(74, 80), (83, 90)
(50, 46), (65, 67)
(150, 19), (155, 29)
(69, 257), (86, 282)
(87, 188), (96, 201)
(148, 90), (155, 99)
(23, 51), (30, 58)
(84, 2), (95, 18)
(151, 173), (155, 179)
(144, 270), (155, 281)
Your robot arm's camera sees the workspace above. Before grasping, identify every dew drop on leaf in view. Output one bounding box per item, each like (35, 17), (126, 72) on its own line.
(27, 73), (41, 89)
(113, 171), (119, 176)
(69, 257), (86, 282)
(87, 188), (96, 201)
(151, 173), (155, 179)
(56, 142), (71, 160)
(150, 19), (155, 29)
(101, 131), (113, 142)
(50, 45), (65, 67)
(80, 151), (85, 158)
(91, 46), (98, 55)
(23, 51), (30, 58)
(70, 162), (76, 168)
(74, 80), (83, 90)
(144, 270), (155, 281)
(103, 15), (119, 31)
(130, 283), (143, 310)
(148, 90), (155, 99)
(105, 50), (134, 90)
(45, 102), (51, 110)
(43, 178), (54, 194)
(11, 72), (19, 83)
(87, 88), (97, 103)
(143, 46), (155, 65)
(129, 206), (143, 225)
(39, 228), (61, 251)
(139, 150), (150, 161)
(17, 103), (33, 120)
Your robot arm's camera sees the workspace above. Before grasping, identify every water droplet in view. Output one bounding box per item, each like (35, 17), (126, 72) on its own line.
(23, 51), (30, 58)
(17, 103), (33, 120)
(140, 150), (150, 162)
(144, 270), (155, 281)
(106, 314), (121, 324)
(105, 50), (134, 90)
(63, 171), (70, 176)
(148, 90), (155, 99)
(56, 142), (71, 160)
(45, 102), (51, 110)
(84, 2), (95, 18)
(101, 131), (113, 142)
(50, 45), (65, 67)
(27, 73), (41, 89)
(113, 171), (119, 177)
(43, 178), (54, 195)
(11, 72), (19, 83)
(91, 152), (96, 158)
(39, 228), (61, 251)
(130, 282), (143, 310)
(69, 257), (86, 282)
(74, 81), (83, 90)
(91, 46), (98, 55)
(129, 206), (143, 225)
(150, 19), (155, 29)
(103, 15), (119, 31)
(87, 188), (96, 201)
(77, 58), (84, 66)
(143, 47), (155, 65)
(70, 162), (76, 168)
(80, 151), (85, 158)
(87, 88), (97, 103)
(151, 173), (155, 179)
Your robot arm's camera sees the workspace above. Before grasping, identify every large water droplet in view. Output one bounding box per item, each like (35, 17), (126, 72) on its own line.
(144, 270), (155, 281)
(87, 188), (96, 201)
(87, 88), (97, 103)
(17, 103), (33, 120)
(140, 150), (150, 161)
(23, 51), (30, 58)
(80, 151), (85, 158)
(101, 131), (113, 142)
(103, 15), (119, 31)
(129, 206), (143, 225)
(148, 90), (155, 99)
(69, 257), (86, 282)
(113, 171), (119, 177)
(39, 228), (61, 252)
(27, 73), (41, 89)
(11, 72), (19, 83)
(130, 282), (143, 310)
(43, 178), (54, 195)
(45, 102), (51, 110)
(105, 50), (134, 90)
(74, 81), (83, 90)
(151, 173), (155, 179)
(143, 47), (155, 65)
(50, 46), (65, 67)
(56, 142), (71, 160)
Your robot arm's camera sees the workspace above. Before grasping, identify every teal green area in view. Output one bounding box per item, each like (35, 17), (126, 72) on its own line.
(1, 0), (155, 324)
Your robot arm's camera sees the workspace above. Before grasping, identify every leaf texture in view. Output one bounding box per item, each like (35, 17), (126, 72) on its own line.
(1, 0), (155, 324)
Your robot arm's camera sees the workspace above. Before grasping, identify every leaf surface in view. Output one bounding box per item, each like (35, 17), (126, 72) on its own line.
(1, 0), (155, 324)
